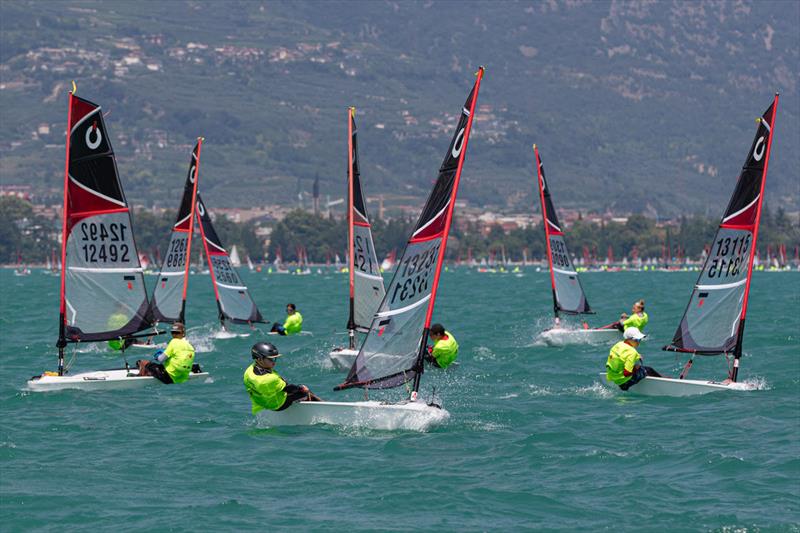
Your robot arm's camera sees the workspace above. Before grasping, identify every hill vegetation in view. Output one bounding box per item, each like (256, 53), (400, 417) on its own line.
(0, 1), (797, 217)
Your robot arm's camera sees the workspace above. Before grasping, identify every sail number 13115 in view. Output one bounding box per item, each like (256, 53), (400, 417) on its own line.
(708, 234), (750, 278)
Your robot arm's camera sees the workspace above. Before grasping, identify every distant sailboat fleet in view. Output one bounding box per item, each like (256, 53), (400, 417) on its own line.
(22, 71), (784, 427)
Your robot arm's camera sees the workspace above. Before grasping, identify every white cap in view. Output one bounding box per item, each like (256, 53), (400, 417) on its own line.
(623, 327), (646, 341)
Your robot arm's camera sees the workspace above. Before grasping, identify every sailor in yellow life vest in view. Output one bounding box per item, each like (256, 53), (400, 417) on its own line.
(107, 308), (134, 351)
(617, 299), (648, 332)
(243, 342), (321, 413)
(270, 303), (303, 336)
(606, 327), (662, 390)
(136, 322), (199, 384)
(424, 323), (459, 369)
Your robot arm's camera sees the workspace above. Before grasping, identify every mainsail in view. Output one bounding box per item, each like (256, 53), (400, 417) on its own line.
(347, 107), (386, 334)
(150, 140), (202, 324)
(195, 194), (264, 326)
(58, 90), (152, 355)
(337, 67), (484, 391)
(664, 95), (779, 381)
(534, 145), (592, 317)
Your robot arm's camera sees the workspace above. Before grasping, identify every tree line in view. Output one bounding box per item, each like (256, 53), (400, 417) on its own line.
(2, 196), (797, 266)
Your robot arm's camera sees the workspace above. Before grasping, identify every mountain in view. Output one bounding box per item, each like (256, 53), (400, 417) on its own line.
(1, 0), (797, 217)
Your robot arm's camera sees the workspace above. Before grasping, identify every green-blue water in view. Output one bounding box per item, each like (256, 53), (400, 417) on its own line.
(1, 269), (798, 531)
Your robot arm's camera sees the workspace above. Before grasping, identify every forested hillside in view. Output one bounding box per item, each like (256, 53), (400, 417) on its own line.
(1, 0), (797, 215)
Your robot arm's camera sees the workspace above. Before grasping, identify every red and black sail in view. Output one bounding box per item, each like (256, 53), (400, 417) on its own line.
(347, 108), (385, 333)
(337, 67), (484, 391)
(59, 92), (152, 343)
(534, 146), (592, 316)
(195, 194), (264, 325)
(664, 96), (778, 374)
(150, 141), (201, 323)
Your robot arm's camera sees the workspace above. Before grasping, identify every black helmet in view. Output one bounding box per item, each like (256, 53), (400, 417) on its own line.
(251, 342), (281, 360)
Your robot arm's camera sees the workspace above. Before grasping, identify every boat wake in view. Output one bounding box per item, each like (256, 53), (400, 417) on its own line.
(733, 376), (770, 391)
(472, 345), (497, 362)
(525, 381), (614, 399)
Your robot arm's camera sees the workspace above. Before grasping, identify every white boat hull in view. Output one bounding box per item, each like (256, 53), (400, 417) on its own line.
(598, 373), (755, 397)
(27, 368), (210, 392)
(255, 400), (449, 431)
(213, 329), (251, 340)
(328, 348), (358, 370)
(128, 342), (166, 350)
(539, 327), (621, 346)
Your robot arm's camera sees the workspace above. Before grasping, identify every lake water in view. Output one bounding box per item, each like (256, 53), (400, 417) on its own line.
(1, 268), (798, 531)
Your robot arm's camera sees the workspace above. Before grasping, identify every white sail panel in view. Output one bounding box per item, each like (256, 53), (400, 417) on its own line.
(353, 224), (385, 330)
(347, 237), (441, 387)
(196, 194), (264, 325)
(150, 142), (200, 324)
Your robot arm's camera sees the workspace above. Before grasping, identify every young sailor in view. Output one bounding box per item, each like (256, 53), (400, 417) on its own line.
(425, 323), (459, 369)
(270, 303), (303, 336)
(617, 299), (648, 331)
(606, 327), (661, 390)
(107, 307), (134, 352)
(243, 342), (321, 412)
(136, 322), (196, 384)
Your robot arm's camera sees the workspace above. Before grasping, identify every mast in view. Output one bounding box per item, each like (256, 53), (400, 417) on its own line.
(56, 84), (75, 375)
(179, 137), (203, 323)
(412, 66), (484, 395)
(732, 93), (779, 381)
(534, 144), (559, 322)
(347, 107), (356, 348)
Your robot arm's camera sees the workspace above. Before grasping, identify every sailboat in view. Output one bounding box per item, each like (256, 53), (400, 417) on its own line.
(229, 245), (242, 268)
(380, 248), (397, 272)
(13, 252), (31, 276)
(44, 252), (53, 274)
(27, 86), (207, 391)
(195, 193), (265, 339)
(329, 107), (387, 370)
(138, 140), (203, 349)
(603, 95), (779, 396)
(256, 68), (483, 430)
(533, 145), (621, 346)
(294, 246), (311, 275)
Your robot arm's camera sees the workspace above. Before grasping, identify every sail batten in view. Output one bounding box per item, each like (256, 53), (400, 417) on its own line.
(337, 68), (484, 391)
(59, 92), (152, 343)
(150, 141), (201, 324)
(534, 146), (592, 317)
(664, 96), (778, 362)
(195, 194), (264, 325)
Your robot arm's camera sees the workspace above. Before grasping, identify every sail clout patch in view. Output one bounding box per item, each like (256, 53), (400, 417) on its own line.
(698, 292), (709, 307)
